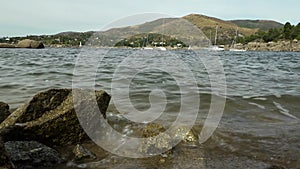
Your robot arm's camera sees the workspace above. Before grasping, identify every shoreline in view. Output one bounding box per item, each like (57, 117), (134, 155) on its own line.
(1, 42), (300, 52)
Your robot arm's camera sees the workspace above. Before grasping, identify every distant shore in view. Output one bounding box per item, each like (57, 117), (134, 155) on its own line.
(1, 40), (300, 52)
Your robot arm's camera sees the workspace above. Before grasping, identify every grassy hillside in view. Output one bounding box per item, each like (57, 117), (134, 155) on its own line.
(230, 20), (284, 31)
(183, 14), (258, 45)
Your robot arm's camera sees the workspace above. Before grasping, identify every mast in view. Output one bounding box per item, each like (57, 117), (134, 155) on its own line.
(214, 25), (218, 45)
(231, 27), (238, 48)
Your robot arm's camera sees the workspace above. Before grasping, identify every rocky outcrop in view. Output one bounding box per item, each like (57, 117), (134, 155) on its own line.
(4, 141), (64, 169)
(0, 88), (111, 146)
(0, 102), (10, 123)
(16, 39), (44, 49)
(0, 43), (16, 48)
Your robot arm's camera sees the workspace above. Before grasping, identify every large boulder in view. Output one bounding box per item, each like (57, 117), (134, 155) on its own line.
(0, 88), (111, 146)
(4, 141), (64, 169)
(0, 102), (10, 123)
(16, 39), (44, 49)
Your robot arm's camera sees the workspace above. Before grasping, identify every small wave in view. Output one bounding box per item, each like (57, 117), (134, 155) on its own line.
(248, 102), (265, 109)
(273, 101), (299, 120)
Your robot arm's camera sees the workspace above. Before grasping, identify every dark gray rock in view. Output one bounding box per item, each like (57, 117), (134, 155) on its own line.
(73, 144), (96, 161)
(0, 102), (10, 123)
(16, 39), (44, 49)
(0, 88), (111, 146)
(4, 141), (64, 169)
(0, 137), (14, 169)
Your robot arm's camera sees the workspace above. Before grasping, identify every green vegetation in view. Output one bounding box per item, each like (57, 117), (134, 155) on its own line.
(0, 31), (94, 47)
(237, 22), (300, 44)
(114, 33), (187, 48)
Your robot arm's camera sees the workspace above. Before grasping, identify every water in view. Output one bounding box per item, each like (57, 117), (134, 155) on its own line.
(0, 48), (300, 168)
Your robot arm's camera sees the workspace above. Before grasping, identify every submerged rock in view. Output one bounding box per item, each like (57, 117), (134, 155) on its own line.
(0, 102), (10, 123)
(171, 126), (198, 145)
(16, 39), (44, 49)
(139, 124), (199, 155)
(4, 141), (64, 169)
(72, 144), (96, 161)
(0, 88), (111, 146)
(0, 137), (14, 169)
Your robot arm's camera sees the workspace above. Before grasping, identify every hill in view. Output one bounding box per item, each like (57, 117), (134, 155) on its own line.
(182, 14), (258, 45)
(230, 20), (284, 31)
(1, 14), (286, 47)
(89, 14), (260, 47)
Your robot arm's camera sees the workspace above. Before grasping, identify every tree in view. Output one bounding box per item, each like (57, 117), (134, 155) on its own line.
(283, 22), (293, 40)
(291, 23), (300, 40)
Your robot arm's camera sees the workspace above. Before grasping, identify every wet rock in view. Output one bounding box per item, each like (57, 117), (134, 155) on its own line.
(0, 88), (111, 146)
(139, 123), (172, 154)
(16, 39), (44, 49)
(0, 43), (16, 48)
(142, 123), (166, 138)
(0, 102), (10, 123)
(266, 165), (286, 169)
(139, 124), (199, 155)
(171, 126), (198, 145)
(4, 141), (64, 169)
(0, 137), (14, 169)
(72, 144), (96, 161)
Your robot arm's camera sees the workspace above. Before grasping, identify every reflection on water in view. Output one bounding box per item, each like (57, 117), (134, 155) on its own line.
(0, 48), (299, 168)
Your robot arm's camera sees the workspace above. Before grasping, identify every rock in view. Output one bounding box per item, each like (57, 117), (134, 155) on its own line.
(142, 123), (166, 138)
(0, 43), (16, 48)
(171, 126), (198, 145)
(72, 144), (96, 161)
(139, 123), (172, 155)
(0, 137), (14, 169)
(0, 88), (111, 146)
(16, 39), (44, 49)
(139, 124), (199, 154)
(4, 141), (64, 169)
(266, 165), (286, 169)
(0, 102), (10, 123)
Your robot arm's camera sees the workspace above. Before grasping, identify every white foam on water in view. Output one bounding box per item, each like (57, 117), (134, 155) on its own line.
(253, 97), (267, 101)
(273, 101), (299, 120)
(248, 102), (265, 109)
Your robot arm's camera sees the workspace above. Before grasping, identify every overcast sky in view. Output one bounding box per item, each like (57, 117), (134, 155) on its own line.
(1, 0), (299, 37)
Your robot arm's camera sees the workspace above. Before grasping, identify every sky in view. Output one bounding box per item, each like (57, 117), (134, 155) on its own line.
(0, 0), (299, 37)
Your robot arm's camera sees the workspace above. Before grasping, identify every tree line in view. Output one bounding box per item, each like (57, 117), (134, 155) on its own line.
(237, 22), (300, 44)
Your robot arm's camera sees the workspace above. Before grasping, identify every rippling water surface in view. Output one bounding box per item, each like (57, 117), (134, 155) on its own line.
(0, 48), (299, 168)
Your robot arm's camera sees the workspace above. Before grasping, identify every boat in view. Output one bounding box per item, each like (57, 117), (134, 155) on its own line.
(206, 25), (225, 51)
(229, 48), (246, 52)
(79, 41), (82, 47)
(142, 46), (153, 50)
(142, 34), (153, 50)
(207, 45), (225, 51)
(156, 46), (167, 51)
(156, 19), (167, 51)
(229, 28), (246, 52)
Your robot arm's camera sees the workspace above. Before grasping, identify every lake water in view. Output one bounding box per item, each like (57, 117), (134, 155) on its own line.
(0, 48), (299, 168)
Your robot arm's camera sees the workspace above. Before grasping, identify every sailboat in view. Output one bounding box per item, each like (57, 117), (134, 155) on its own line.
(229, 28), (246, 52)
(142, 34), (153, 50)
(206, 25), (225, 51)
(156, 19), (167, 51)
(79, 41), (82, 47)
